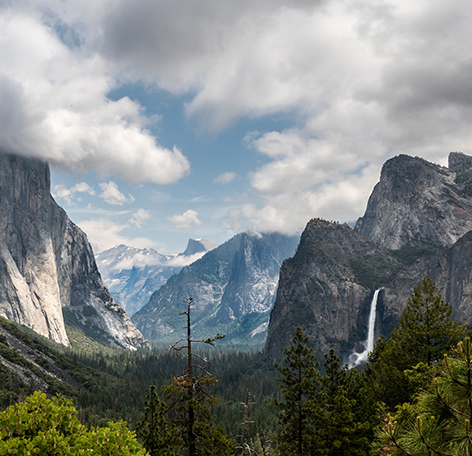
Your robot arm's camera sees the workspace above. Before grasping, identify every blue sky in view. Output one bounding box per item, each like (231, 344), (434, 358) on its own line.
(2, 0), (472, 254)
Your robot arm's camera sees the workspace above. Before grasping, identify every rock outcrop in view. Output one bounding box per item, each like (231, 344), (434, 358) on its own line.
(0, 153), (148, 349)
(266, 152), (472, 361)
(132, 232), (299, 347)
(355, 155), (472, 249)
(265, 219), (402, 359)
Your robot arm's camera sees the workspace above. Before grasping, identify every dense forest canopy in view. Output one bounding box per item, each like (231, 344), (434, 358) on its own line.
(0, 276), (469, 455)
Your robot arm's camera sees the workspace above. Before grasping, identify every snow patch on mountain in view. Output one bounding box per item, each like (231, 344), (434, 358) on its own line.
(96, 239), (218, 316)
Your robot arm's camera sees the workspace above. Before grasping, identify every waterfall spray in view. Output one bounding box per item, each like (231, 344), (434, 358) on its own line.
(349, 289), (380, 368)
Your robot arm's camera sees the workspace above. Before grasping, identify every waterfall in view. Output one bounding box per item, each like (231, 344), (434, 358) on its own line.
(348, 289), (380, 368)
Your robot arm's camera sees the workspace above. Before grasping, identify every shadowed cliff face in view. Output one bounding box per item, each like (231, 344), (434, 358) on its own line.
(264, 219), (401, 361)
(0, 153), (148, 349)
(266, 153), (472, 361)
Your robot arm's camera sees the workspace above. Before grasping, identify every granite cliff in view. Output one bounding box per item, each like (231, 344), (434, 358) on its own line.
(355, 153), (472, 249)
(0, 153), (148, 349)
(132, 232), (299, 347)
(266, 152), (472, 361)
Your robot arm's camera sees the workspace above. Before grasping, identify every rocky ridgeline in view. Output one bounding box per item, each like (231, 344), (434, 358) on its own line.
(132, 232), (299, 347)
(265, 152), (472, 361)
(0, 153), (148, 350)
(96, 239), (218, 317)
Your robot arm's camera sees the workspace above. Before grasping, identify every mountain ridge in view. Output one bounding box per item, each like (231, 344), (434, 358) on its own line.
(96, 239), (218, 316)
(132, 232), (299, 347)
(266, 152), (472, 361)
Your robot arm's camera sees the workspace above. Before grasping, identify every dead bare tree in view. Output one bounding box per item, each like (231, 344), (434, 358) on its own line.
(168, 297), (225, 456)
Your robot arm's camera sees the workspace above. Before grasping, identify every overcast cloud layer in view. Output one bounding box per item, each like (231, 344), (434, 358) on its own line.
(2, 0), (472, 245)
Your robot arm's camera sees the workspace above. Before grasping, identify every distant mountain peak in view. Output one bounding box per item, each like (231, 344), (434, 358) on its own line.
(181, 238), (218, 256)
(132, 232), (299, 348)
(95, 239), (218, 316)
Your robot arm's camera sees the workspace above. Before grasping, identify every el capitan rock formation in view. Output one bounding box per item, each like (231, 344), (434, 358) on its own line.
(0, 152), (148, 349)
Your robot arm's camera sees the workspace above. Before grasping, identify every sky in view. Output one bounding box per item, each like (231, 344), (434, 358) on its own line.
(1, 0), (472, 254)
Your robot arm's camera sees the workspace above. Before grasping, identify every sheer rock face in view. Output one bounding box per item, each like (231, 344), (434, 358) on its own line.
(355, 154), (472, 250)
(132, 232), (299, 347)
(265, 219), (400, 360)
(266, 153), (472, 361)
(0, 153), (148, 349)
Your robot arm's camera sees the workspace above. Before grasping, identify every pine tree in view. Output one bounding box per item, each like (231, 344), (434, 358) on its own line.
(136, 385), (175, 456)
(366, 277), (466, 409)
(393, 276), (465, 368)
(379, 337), (472, 455)
(320, 349), (370, 456)
(272, 326), (323, 455)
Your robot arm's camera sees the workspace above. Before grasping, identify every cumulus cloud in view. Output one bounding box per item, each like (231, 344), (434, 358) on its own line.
(167, 210), (203, 230)
(4, 0), (472, 238)
(99, 181), (134, 205)
(214, 172), (236, 184)
(0, 8), (189, 184)
(226, 164), (380, 235)
(52, 181), (95, 204)
(129, 208), (150, 228)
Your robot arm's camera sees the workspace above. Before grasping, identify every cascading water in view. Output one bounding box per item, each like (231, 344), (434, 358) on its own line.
(348, 289), (380, 368)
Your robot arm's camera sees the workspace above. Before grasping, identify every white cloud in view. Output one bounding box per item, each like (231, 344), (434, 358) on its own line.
(214, 172), (236, 184)
(166, 252), (207, 267)
(52, 181), (95, 203)
(167, 210), (203, 230)
(77, 218), (154, 253)
(0, 8), (190, 184)
(5, 0), (472, 240)
(129, 208), (150, 228)
(99, 181), (134, 205)
(226, 164), (380, 235)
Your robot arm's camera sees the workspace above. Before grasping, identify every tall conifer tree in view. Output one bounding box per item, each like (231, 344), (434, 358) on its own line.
(380, 337), (472, 455)
(393, 276), (465, 368)
(163, 298), (234, 456)
(320, 349), (370, 456)
(366, 277), (466, 409)
(136, 385), (175, 456)
(272, 326), (322, 455)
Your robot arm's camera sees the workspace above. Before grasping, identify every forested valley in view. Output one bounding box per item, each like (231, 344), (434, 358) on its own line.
(1, 276), (471, 455)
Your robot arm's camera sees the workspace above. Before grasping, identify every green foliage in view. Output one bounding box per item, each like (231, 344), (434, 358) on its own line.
(366, 277), (466, 410)
(379, 337), (472, 455)
(272, 327), (323, 455)
(393, 276), (465, 367)
(136, 385), (175, 456)
(319, 350), (371, 456)
(349, 256), (401, 290)
(0, 391), (146, 455)
(391, 245), (439, 266)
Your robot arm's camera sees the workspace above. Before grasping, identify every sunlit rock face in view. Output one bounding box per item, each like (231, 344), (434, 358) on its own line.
(0, 153), (148, 349)
(266, 153), (472, 362)
(132, 232), (299, 348)
(355, 154), (472, 250)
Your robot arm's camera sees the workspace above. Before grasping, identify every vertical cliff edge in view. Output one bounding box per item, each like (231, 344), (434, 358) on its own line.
(0, 153), (148, 349)
(266, 152), (472, 361)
